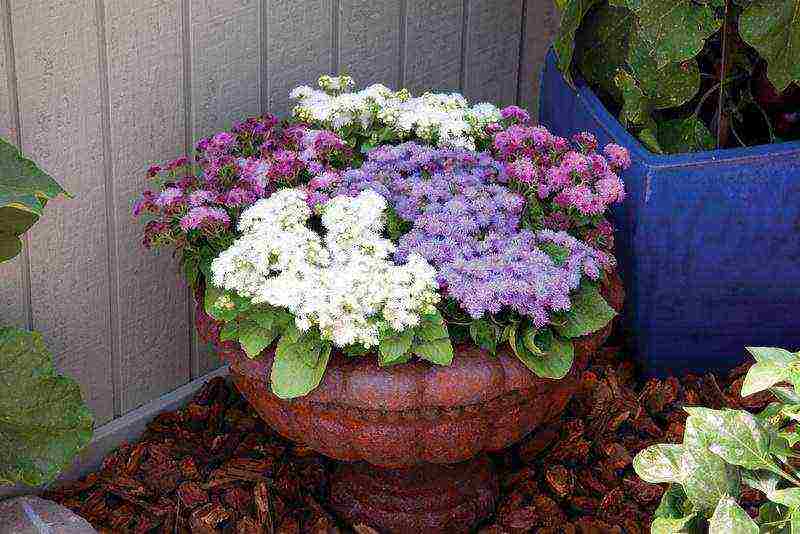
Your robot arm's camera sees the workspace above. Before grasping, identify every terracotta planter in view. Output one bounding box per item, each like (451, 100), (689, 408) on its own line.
(195, 273), (623, 533)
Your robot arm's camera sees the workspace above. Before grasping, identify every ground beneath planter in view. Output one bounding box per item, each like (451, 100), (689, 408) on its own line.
(47, 347), (770, 533)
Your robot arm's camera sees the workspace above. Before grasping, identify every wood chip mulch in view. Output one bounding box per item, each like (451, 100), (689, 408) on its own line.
(46, 348), (769, 533)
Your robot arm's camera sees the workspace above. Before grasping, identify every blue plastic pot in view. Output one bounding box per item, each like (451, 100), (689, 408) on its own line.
(539, 48), (800, 375)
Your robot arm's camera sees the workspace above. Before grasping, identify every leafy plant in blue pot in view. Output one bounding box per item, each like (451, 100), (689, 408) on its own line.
(541, 0), (800, 375)
(0, 137), (93, 487)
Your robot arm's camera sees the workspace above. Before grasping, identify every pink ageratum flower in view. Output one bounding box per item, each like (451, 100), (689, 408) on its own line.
(222, 187), (255, 207)
(604, 143), (632, 170)
(179, 206), (230, 232)
(188, 189), (218, 206)
(155, 187), (184, 208)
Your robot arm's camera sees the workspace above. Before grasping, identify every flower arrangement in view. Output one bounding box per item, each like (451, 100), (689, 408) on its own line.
(633, 347), (800, 533)
(135, 76), (630, 399)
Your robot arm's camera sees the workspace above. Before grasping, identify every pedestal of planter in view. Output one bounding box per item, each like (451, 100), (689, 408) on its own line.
(195, 274), (623, 533)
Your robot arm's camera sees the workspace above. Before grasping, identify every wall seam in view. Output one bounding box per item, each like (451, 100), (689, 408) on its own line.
(1, 0), (33, 331)
(94, 0), (121, 417)
(181, 0), (198, 379)
(398, 0), (407, 88)
(331, 0), (340, 73)
(260, 0), (269, 112)
(459, 0), (469, 93)
(516, 0), (527, 106)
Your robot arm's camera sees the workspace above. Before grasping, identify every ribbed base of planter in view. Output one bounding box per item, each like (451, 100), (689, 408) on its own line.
(330, 456), (497, 534)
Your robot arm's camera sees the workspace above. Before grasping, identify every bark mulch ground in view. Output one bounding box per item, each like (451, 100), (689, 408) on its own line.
(47, 347), (770, 533)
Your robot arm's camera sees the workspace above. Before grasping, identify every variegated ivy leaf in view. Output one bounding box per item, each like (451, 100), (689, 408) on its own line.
(772, 386), (800, 405)
(746, 347), (797, 367)
(685, 407), (775, 471)
(739, 0), (800, 92)
(633, 444), (685, 484)
(681, 414), (741, 512)
(743, 361), (789, 397)
(769, 488), (800, 509)
(742, 469), (781, 496)
(654, 484), (691, 520)
(757, 502), (792, 534)
(553, 0), (603, 84)
(651, 514), (702, 534)
(708, 496), (758, 534)
(609, 0), (721, 68)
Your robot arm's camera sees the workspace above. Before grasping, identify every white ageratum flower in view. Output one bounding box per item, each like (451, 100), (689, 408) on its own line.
(210, 188), (441, 348)
(290, 76), (503, 150)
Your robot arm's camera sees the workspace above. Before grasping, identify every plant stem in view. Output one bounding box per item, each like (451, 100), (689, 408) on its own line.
(716, 0), (735, 148)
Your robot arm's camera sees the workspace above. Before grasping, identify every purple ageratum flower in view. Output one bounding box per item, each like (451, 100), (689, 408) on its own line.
(155, 187), (184, 209)
(312, 142), (612, 324)
(221, 187), (256, 207)
(500, 105), (531, 124)
(179, 206), (231, 232)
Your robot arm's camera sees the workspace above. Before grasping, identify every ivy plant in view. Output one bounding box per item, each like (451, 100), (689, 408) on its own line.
(0, 136), (92, 487)
(554, 0), (800, 153)
(634, 347), (800, 533)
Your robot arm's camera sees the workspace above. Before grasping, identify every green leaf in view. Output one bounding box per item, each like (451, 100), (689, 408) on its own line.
(512, 328), (575, 379)
(271, 330), (331, 399)
(742, 361), (787, 397)
(657, 117), (715, 154)
(739, 0), (800, 92)
(628, 40), (702, 109)
(0, 137), (68, 262)
(0, 327), (93, 486)
(742, 469), (780, 495)
(746, 346), (797, 367)
(772, 386), (800, 404)
(610, 0), (720, 67)
(219, 322), (239, 342)
(413, 337), (454, 366)
(469, 319), (499, 354)
(614, 70), (654, 129)
(655, 484), (690, 520)
(685, 407), (775, 471)
(757, 502), (792, 534)
(633, 444), (685, 484)
(237, 321), (279, 358)
(574, 4), (635, 99)
(681, 413), (741, 512)
(379, 329), (414, 366)
(248, 307), (279, 331)
(769, 489), (800, 508)
(708, 496), (758, 534)
(554, 282), (617, 338)
(554, 0), (604, 84)
(522, 325), (545, 356)
(204, 284), (251, 322)
(416, 311), (449, 342)
(651, 514), (702, 534)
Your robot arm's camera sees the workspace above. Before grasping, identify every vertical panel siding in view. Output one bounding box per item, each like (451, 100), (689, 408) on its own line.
(519, 0), (559, 114)
(11, 0), (114, 424)
(265, 0), (334, 117)
(463, 0), (523, 106)
(403, 0), (463, 94)
(103, 0), (192, 414)
(190, 0), (262, 375)
(339, 0), (401, 86)
(0, 2), (27, 329)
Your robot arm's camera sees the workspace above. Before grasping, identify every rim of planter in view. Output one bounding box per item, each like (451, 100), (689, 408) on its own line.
(542, 47), (800, 167)
(198, 271), (624, 413)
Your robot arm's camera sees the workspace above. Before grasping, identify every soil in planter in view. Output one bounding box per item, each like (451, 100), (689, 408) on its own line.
(47, 349), (769, 533)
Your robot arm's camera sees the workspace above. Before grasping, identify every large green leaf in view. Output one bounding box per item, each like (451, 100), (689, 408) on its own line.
(379, 329), (414, 366)
(237, 320), (280, 358)
(628, 34), (703, 109)
(574, 3), (635, 98)
(739, 0), (800, 92)
(512, 327), (575, 379)
(708, 496), (759, 534)
(411, 311), (453, 365)
(554, 0), (604, 84)
(468, 319), (499, 354)
(651, 485), (702, 533)
(0, 327), (93, 486)
(553, 282), (617, 339)
(657, 117), (716, 154)
(610, 0), (721, 68)
(271, 327), (331, 399)
(0, 137), (68, 262)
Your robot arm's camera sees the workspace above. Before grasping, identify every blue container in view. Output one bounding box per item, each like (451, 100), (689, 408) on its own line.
(539, 48), (800, 375)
